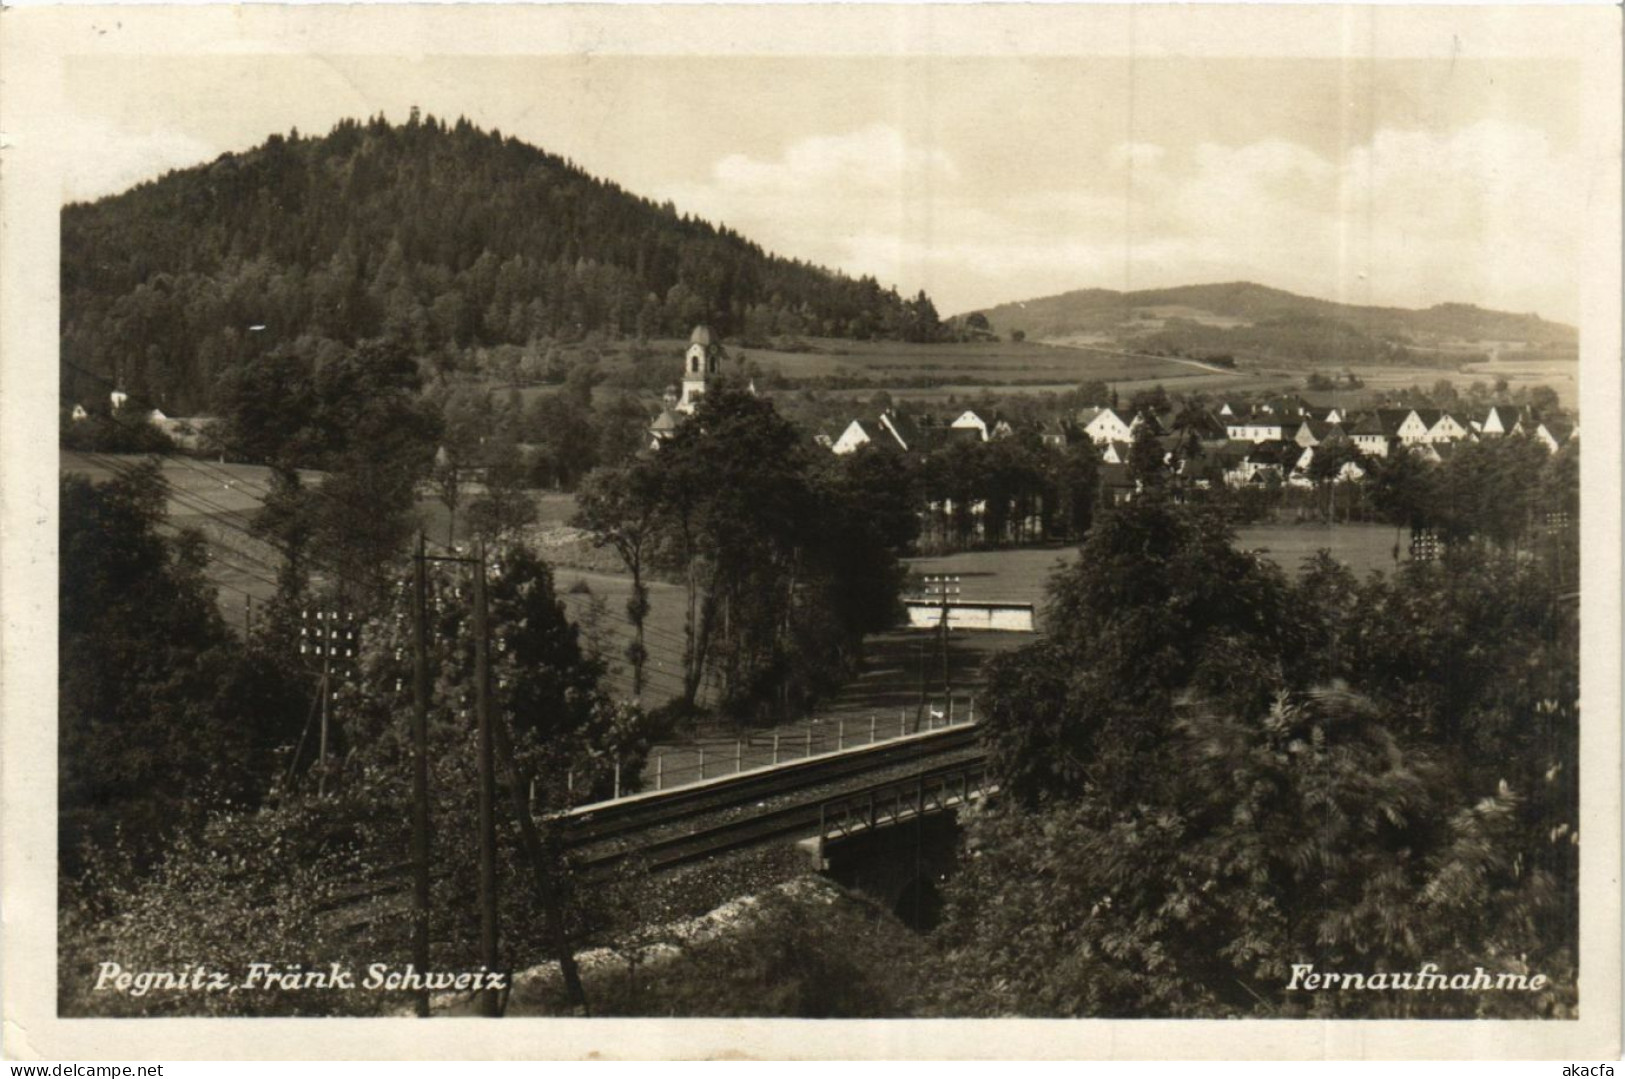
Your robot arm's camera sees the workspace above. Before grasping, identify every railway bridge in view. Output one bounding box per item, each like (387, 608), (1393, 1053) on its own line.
(562, 723), (993, 928)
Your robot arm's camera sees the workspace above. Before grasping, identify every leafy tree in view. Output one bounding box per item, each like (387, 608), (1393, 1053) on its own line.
(1126, 424), (1167, 489)
(62, 541), (640, 1017)
(1526, 385), (1560, 415)
(940, 688), (1574, 1018)
(1049, 438), (1101, 540)
(59, 464), (306, 878)
(522, 391), (600, 489)
(1429, 435), (1549, 548)
(1304, 441), (1365, 522)
(219, 337), (441, 607)
(1076, 379), (1110, 406)
(981, 498), (1307, 807)
(1129, 384), (1171, 414)
(464, 439), (539, 545)
(573, 462), (666, 700)
(648, 384), (818, 715)
(431, 453), (464, 545)
(1365, 447), (1433, 535)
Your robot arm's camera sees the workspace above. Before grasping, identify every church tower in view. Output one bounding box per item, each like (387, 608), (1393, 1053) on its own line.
(677, 324), (718, 414)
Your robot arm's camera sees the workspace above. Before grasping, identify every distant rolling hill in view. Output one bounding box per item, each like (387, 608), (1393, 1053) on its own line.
(971, 282), (1576, 369)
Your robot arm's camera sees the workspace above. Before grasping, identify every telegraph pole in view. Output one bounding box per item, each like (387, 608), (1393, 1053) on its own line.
(409, 534), (432, 1018)
(317, 627), (332, 797)
(923, 574), (959, 724)
(302, 607), (358, 796)
(472, 539), (500, 1017)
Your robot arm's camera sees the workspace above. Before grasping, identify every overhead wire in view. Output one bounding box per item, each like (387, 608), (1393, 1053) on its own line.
(64, 357), (700, 697)
(79, 452), (284, 582)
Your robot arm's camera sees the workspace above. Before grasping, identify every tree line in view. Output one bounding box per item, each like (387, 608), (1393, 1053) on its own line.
(574, 382), (917, 722)
(939, 449), (1578, 1017)
(61, 112), (948, 417)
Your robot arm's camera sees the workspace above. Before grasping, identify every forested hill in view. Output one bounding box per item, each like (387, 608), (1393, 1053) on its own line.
(61, 113), (944, 415)
(976, 281), (1577, 349)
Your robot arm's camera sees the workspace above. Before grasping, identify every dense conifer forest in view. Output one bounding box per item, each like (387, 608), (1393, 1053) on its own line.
(61, 112), (945, 415)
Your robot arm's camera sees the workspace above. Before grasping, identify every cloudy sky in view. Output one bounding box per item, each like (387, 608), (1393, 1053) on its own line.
(64, 52), (1584, 322)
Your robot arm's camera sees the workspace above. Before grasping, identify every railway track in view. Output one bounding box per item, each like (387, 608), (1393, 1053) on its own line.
(573, 753), (988, 877)
(563, 724), (980, 855)
(316, 724), (985, 928)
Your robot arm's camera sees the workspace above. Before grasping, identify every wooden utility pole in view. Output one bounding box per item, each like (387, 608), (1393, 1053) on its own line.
(921, 575), (959, 729)
(409, 534), (432, 1018)
(472, 539), (500, 1017)
(317, 618), (332, 797)
(490, 714), (590, 1015)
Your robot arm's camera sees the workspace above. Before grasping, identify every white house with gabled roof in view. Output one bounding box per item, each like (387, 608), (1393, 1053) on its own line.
(1426, 411), (1470, 444)
(1081, 407), (1135, 445)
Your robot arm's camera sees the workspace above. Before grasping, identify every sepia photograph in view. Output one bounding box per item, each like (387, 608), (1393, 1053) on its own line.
(1, 2), (1620, 1061)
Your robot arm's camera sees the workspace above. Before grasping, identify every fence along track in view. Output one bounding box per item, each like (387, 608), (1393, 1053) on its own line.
(317, 723), (983, 932)
(574, 753), (990, 878)
(563, 723), (979, 849)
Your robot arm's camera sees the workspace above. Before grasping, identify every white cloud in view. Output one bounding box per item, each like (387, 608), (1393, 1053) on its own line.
(712, 124), (957, 195)
(661, 119), (1582, 323)
(59, 117), (220, 203)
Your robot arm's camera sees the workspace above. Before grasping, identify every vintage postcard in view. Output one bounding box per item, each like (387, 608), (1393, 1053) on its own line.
(1, 2), (1620, 1061)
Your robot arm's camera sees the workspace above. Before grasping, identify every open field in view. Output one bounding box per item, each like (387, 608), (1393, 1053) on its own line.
(904, 522), (1409, 610)
(1234, 521), (1405, 579)
(552, 569), (694, 705)
(454, 330), (1578, 412)
(62, 451), (292, 625)
(729, 336), (1199, 389)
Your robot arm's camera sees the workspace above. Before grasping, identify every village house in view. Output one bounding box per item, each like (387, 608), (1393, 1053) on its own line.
(1079, 406), (1136, 445)
(949, 410), (989, 440)
(1425, 411), (1470, 444)
(1226, 413), (1289, 443)
(877, 410), (921, 452)
(1176, 409), (1230, 441)
(1533, 419), (1576, 454)
(1393, 408), (1438, 445)
(1472, 404), (1522, 437)
(144, 410), (213, 452)
(1099, 440), (1131, 465)
(1348, 412), (1394, 457)
(1039, 418), (1083, 447)
(1291, 444), (1366, 485)
(1293, 417), (1340, 448)
(1228, 442), (1294, 485)
(1098, 461), (1136, 505)
(831, 418), (883, 455)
